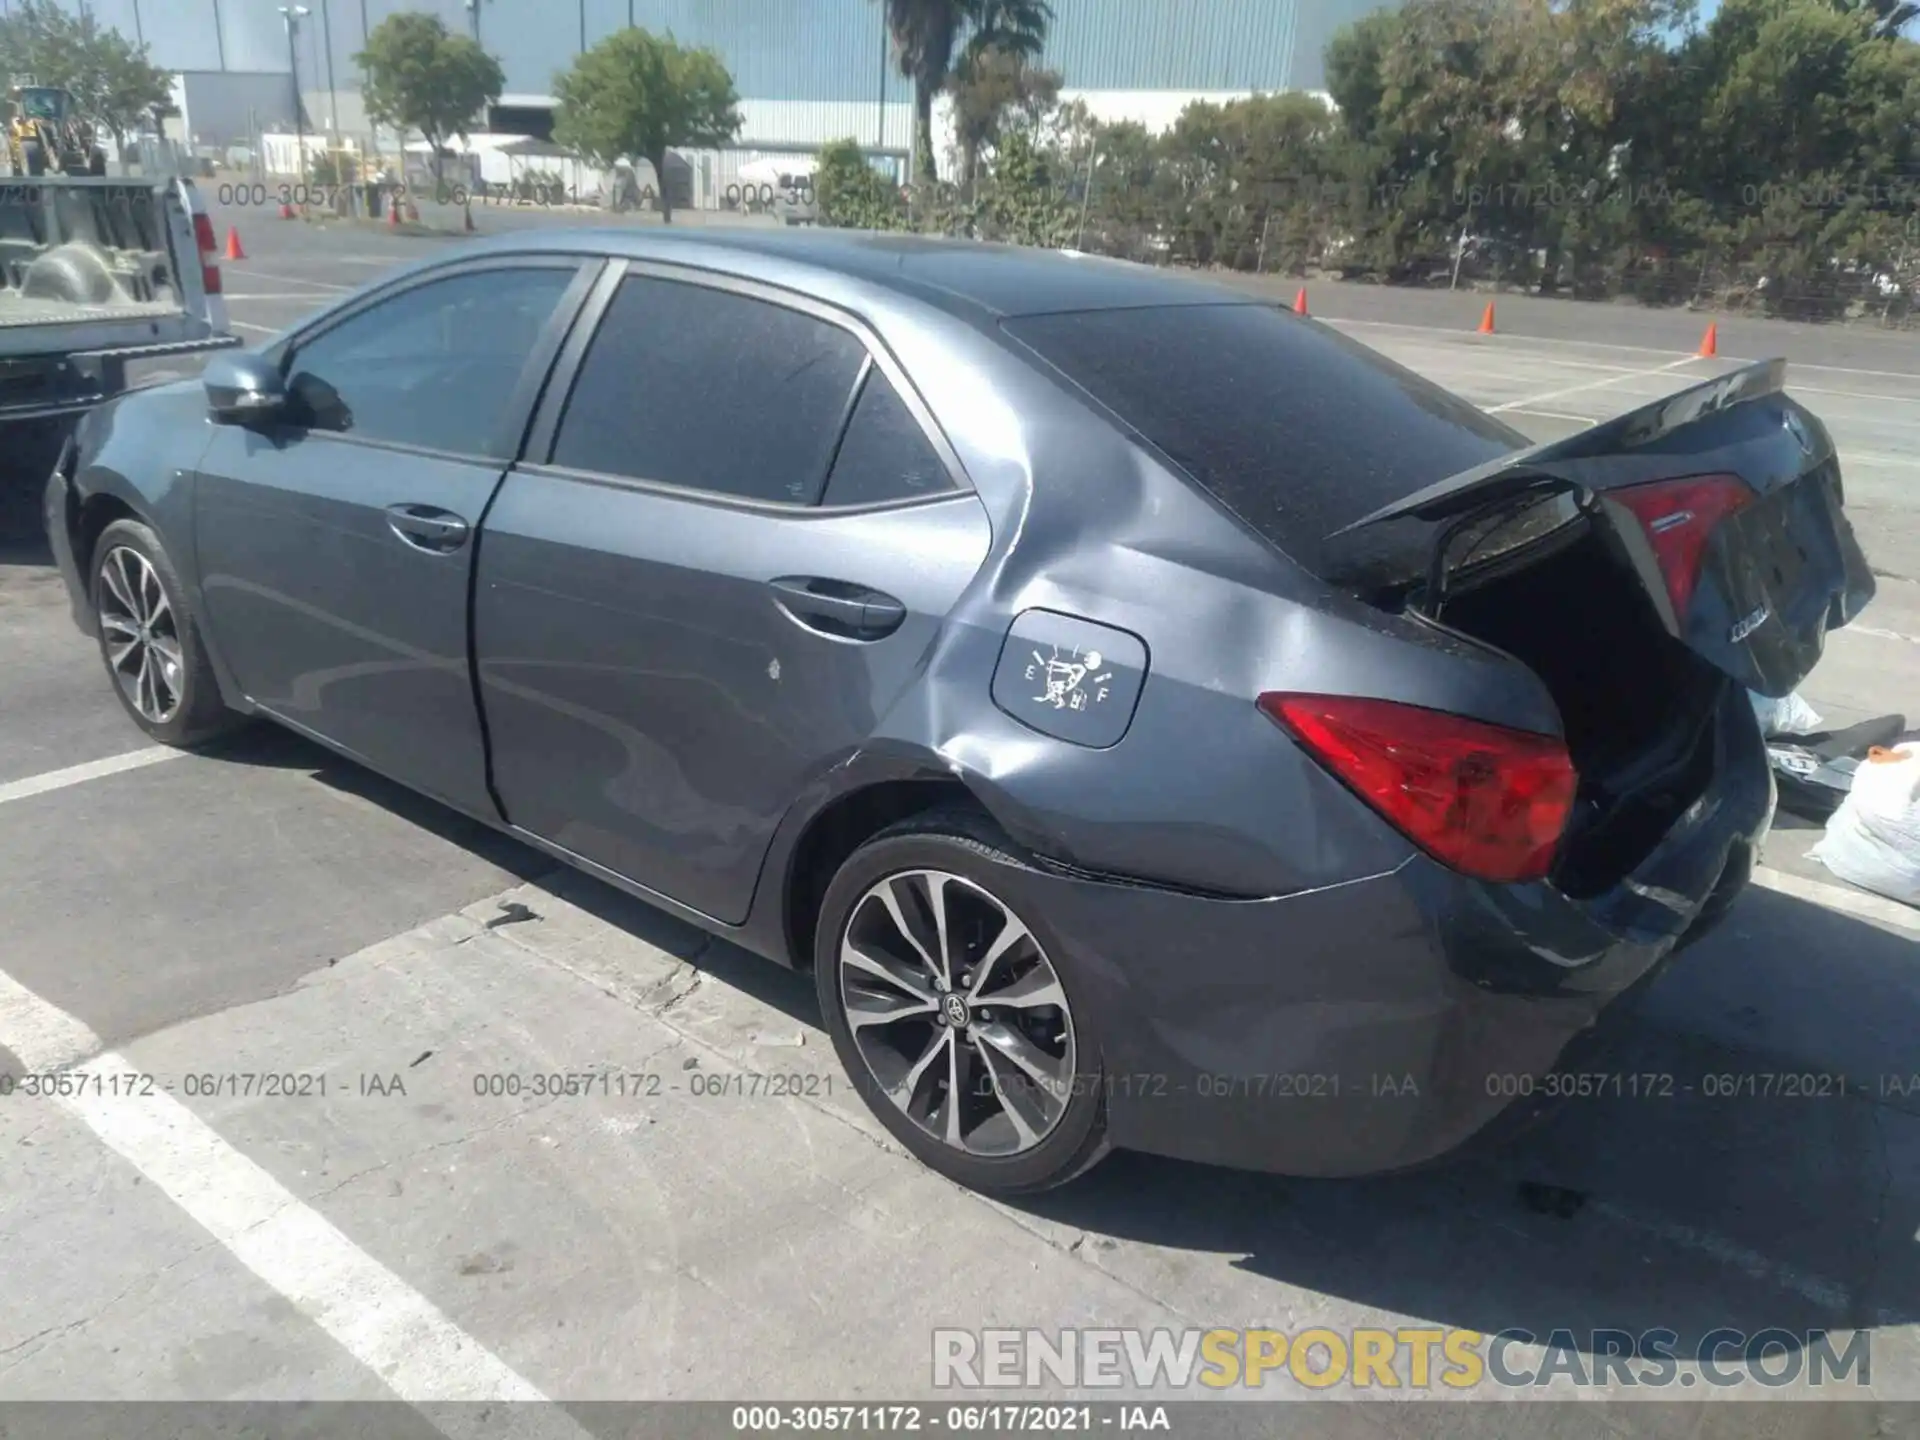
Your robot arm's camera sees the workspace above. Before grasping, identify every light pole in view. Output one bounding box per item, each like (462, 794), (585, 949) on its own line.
(131, 0), (144, 45)
(361, 0), (374, 160)
(578, 0), (586, 52)
(318, 0), (338, 134)
(211, 0), (228, 70)
(280, 5), (310, 182)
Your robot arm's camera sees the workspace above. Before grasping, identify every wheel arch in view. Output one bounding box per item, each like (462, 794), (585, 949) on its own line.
(69, 468), (254, 718)
(773, 770), (983, 973)
(72, 489), (143, 581)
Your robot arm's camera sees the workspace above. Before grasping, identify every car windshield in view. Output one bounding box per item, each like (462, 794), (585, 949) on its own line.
(20, 90), (63, 119)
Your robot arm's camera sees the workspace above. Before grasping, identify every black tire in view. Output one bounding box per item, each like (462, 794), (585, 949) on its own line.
(89, 518), (246, 748)
(22, 141), (46, 177)
(87, 150), (107, 177)
(813, 805), (1111, 1195)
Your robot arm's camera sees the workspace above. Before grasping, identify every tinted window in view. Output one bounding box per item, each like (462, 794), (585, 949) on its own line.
(286, 267), (574, 458)
(820, 370), (952, 507)
(1002, 305), (1524, 580)
(552, 276), (867, 504)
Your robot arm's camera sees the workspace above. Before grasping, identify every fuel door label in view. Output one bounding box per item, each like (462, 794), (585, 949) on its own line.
(990, 610), (1148, 749)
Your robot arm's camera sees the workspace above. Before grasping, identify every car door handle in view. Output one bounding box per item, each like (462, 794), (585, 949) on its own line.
(768, 577), (907, 641)
(385, 504), (470, 554)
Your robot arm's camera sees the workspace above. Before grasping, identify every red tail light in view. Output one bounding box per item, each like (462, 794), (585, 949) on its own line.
(1259, 693), (1577, 884)
(192, 212), (223, 295)
(1611, 473), (1752, 620)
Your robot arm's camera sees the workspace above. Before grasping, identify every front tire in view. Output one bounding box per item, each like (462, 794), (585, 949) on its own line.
(90, 518), (245, 748)
(814, 807), (1111, 1194)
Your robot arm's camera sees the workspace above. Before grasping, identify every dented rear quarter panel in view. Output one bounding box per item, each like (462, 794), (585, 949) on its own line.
(738, 290), (1568, 956)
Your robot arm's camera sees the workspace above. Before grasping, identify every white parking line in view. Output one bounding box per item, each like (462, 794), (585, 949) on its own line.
(224, 292), (342, 301)
(1752, 863), (1920, 937)
(231, 321), (280, 335)
(0, 968), (593, 1437)
(1325, 316), (1706, 359)
(1846, 624), (1920, 645)
(225, 268), (351, 292)
(1488, 356), (1701, 413)
(0, 747), (183, 808)
(1499, 408), (1597, 426)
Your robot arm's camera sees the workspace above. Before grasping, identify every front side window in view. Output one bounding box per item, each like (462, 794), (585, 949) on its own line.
(284, 266), (576, 458)
(550, 275), (868, 505)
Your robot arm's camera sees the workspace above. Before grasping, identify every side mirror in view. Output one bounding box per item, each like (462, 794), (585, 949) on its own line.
(204, 351), (286, 424)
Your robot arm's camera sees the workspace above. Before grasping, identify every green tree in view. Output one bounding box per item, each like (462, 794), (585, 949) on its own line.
(1837, 0), (1917, 37)
(552, 28), (741, 224)
(92, 26), (173, 143)
(815, 137), (907, 229)
(355, 13), (503, 187)
(947, 46), (1061, 194)
(974, 126), (1074, 245)
(0, 0), (170, 146)
(876, 0), (1052, 184)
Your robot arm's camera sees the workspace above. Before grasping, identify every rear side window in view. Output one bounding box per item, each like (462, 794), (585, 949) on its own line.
(552, 274), (868, 505)
(820, 369), (953, 507)
(1002, 305), (1522, 576)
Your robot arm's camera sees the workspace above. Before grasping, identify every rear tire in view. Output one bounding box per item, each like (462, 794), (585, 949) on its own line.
(22, 142), (46, 177)
(89, 518), (246, 749)
(87, 149), (107, 177)
(814, 806), (1111, 1194)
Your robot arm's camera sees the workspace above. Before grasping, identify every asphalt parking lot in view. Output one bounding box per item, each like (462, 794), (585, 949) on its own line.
(2, 202), (1919, 1432)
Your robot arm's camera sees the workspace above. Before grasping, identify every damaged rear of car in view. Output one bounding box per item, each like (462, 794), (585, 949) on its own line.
(1321, 355), (1875, 906)
(995, 303), (1872, 1178)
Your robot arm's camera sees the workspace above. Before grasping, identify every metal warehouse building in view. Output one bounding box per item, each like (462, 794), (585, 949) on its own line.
(91, 0), (1375, 165)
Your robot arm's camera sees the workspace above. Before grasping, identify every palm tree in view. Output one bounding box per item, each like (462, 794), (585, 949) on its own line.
(878, 0), (1052, 184)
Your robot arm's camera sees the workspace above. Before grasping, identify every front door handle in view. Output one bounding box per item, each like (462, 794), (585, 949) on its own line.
(385, 503), (470, 554)
(769, 577), (907, 641)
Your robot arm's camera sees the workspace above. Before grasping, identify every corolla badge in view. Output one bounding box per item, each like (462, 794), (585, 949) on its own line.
(1783, 408), (1814, 456)
(1730, 605), (1770, 643)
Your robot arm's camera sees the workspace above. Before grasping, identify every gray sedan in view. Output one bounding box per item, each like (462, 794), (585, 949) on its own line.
(44, 228), (1874, 1193)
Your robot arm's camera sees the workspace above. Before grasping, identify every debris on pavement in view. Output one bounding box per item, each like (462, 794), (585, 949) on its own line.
(1751, 689), (1824, 737)
(1809, 743), (1920, 906)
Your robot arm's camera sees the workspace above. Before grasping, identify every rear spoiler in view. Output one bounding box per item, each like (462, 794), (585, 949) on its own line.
(1330, 358), (1789, 534)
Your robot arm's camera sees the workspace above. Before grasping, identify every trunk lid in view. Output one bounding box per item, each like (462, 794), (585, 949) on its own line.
(1328, 358), (1875, 698)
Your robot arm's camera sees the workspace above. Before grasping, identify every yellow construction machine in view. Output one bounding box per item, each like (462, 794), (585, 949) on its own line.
(5, 80), (108, 177)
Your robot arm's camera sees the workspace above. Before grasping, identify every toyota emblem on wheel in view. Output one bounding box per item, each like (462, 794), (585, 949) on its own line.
(942, 992), (970, 1028)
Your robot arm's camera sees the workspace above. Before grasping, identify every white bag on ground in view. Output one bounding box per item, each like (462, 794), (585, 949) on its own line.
(1750, 689), (1824, 737)
(1808, 744), (1920, 906)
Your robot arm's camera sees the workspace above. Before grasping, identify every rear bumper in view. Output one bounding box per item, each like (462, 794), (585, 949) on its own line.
(998, 686), (1772, 1178)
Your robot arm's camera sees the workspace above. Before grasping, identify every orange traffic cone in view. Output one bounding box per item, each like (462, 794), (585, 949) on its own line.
(463, 205), (476, 234)
(224, 227), (246, 261)
(277, 201), (294, 220)
(1476, 301), (1496, 334)
(1697, 322), (1718, 358)
(1293, 287), (1308, 316)
(387, 197), (401, 228)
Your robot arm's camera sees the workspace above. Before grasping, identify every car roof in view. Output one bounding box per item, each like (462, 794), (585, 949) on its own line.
(453, 226), (1261, 321)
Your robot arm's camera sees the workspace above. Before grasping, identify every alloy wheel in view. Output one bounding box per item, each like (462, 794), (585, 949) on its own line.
(97, 546), (184, 725)
(838, 869), (1077, 1157)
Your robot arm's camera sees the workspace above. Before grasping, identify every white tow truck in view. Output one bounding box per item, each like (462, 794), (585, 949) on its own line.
(1, 175), (240, 477)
